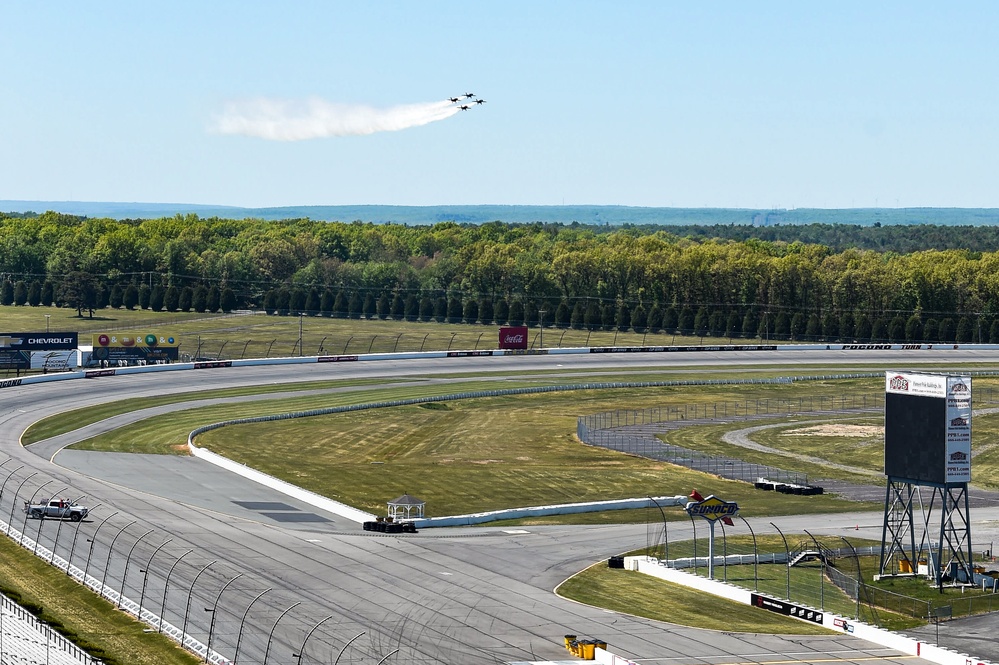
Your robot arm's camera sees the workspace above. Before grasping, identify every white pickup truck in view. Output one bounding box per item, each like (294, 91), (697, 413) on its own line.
(23, 498), (89, 521)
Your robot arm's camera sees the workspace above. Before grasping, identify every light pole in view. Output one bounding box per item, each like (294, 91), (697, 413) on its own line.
(118, 528), (154, 609)
(233, 588), (271, 665)
(84, 511), (119, 590)
(138, 538), (172, 620)
(293, 614), (334, 663)
(204, 573), (242, 663)
(298, 314), (303, 357)
(263, 601), (301, 665)
(45, 314), (50, 332)
(100, 520), (137, 597)
(7, 470), (38, 533)
(67, 502), (103, 577)
(159, 549), (195, 633)
(333, 631), (365, 665)
(539, 309), (546, 349)
(181, 560), (218, 649)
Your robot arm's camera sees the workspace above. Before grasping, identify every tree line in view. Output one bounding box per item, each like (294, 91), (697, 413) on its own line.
(4, 211), (999, 339)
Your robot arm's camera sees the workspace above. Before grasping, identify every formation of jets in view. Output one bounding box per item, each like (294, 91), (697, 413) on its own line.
(449, 92), (485, 110)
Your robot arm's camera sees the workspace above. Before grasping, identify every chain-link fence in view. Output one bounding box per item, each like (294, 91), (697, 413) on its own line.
(579, 390), (884, 486)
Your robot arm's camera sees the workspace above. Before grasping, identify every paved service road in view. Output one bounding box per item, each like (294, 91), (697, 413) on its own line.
(3, 347), (997, 664)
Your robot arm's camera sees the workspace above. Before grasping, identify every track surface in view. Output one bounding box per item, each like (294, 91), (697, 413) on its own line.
(4, 348), (999, 664)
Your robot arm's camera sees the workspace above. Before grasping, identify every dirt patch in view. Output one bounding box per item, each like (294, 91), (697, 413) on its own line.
(469, 459), (504, 465)
(782, 424), (883, 438)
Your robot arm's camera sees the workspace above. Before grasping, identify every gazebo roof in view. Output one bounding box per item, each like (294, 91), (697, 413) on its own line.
(388, 494), (425, 506)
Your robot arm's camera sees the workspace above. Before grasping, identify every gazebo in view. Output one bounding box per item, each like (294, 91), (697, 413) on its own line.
(387, 494), (425, 521)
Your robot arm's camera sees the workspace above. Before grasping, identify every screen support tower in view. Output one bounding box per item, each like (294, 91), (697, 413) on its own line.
(879, 477), (972, 590)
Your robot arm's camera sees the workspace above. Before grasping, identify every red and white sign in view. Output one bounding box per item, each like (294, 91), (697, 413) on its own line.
(499, 326), (528, 350)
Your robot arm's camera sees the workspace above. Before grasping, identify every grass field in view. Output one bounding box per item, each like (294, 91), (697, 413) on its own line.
(11, 310), (999, 660)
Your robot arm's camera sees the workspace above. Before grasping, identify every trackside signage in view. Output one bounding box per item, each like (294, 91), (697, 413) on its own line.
(685, 495), (739, 522)
(498, 326), (528, 350)
(0, 332), (78, 350)
(750, 593), (824, 623)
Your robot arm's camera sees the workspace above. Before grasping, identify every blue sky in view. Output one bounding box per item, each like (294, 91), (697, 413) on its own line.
(2, 2), (997, 208)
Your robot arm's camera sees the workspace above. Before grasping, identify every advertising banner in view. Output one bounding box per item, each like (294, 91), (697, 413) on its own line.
(945, 375), (972, 482)
(90, 333), (180, 364)
(0, 332), (78, 351)
(499, 326), (528, 350)
(0, 350), (30, 370)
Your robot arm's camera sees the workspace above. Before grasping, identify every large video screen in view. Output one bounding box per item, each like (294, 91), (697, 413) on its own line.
(884, 392), (947, 484)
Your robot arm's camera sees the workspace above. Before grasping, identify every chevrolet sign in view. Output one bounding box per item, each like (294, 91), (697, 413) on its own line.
(685, 495), (739, 522)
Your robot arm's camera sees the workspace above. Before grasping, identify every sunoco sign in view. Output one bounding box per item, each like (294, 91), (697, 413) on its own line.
(685, 495), (739, 522)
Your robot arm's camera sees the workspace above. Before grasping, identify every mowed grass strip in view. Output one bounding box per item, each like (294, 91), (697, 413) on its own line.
(556, 563), (834, 635)
(21, 377), (409, 445)
(0, 536), (199, 665)
(191, 389), (878, 519)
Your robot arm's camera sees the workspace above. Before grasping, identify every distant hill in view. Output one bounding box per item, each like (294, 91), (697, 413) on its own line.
(3, 200), (999, 226)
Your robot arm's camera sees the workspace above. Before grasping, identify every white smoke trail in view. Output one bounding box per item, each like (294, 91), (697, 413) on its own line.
(211, 97), (462, 141)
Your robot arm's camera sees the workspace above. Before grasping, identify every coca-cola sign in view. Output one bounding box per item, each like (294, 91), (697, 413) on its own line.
(499, 326), (528, 350)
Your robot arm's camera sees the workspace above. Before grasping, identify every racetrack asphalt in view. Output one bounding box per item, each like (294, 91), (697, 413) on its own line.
(4, 347), (999, 663)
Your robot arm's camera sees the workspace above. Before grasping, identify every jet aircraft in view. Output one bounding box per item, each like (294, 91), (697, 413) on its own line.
(473, 99), (486, 105)
(448, 97), (461, 103)
(458, 105), (471, 111)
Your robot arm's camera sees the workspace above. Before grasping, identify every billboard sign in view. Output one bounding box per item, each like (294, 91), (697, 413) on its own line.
(91, 333), (179, 364)
(499, 326), (528, 350)
(0, 332), (78, 351)
(884, 371), (971, 484)
(685, 495), (739, 523)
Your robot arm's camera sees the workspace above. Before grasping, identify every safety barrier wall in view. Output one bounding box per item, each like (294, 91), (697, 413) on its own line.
(410, 495), (687, 528)
(625, 555), (995, 665)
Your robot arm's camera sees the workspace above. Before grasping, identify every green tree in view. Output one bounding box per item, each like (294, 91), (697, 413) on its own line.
(648, 304), (663, 333)
(774, 311), (790, 341)
(41, 281), (55, 307)
(149, 285), (165, 312)
(138, 284), (151, 310)
(109, 284), (124, 309)
(938, 317), (955, 342)
(0, 280), (13, 305)
(392, 293), (407, 320)
(333, 290), (348, 318)
(179, 286), (193, 312)
(480, 297), (496, 324)
(725, 310), (740, 338)
(419, 295), (434, 322)
(192, 285), (208, 313)
(447, 296), (463, 323)
(693, 306), (709, 337)
(616, 302), (632, 332)
(363, 293), (377, 319)
(376, 292), (390, 319)
(27, 280), (41, 307)
(989, 319), (999, 343)
(631, 303), (647, 332)
(13, 280), (27, 306)
(570, 302), (585, 329)
(871, 317), (889, 342)
(464, 298), (479, 324)
(839, 312), (855, 341)
(741, 310), (757, 339)
(790, 312), (805, 340)
(805, 314), (821, 340)
(124, 284), (139, 310)
(956, 316), (973, 343)
(288, 287), (306, 314)
(822, 312), (839, 341)
(508, 299), (525, 326)
(888, 315), (906, 342)
(678, 306), (694, 335)
(555, 300), (570, 328)
(320, 289), (335, 317)
(164, 286), (180, 312)
(583, 301), (601, 330)
(405, 294), (420, 321)
(904, 315), (923, 342)
(305, 288), (320, 315)
(854, 314), (872, 341)
(349, 291), (363, 319)
(923, 318), (939, 342)
(59, 271), (99, 318)
(663, 306), (678, 333)
(206, 285), (221, 313)
(221, 288), (237, 313)
(263, 289), (278, 314)
(708, 310), (725, 337)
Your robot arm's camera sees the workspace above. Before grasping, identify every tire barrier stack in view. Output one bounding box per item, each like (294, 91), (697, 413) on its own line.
(754, 481), (825, 495)
(362, 520), (417, 534)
